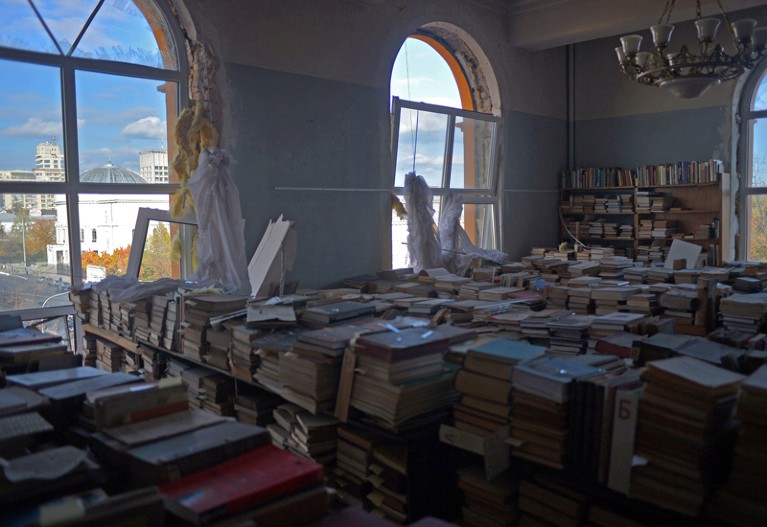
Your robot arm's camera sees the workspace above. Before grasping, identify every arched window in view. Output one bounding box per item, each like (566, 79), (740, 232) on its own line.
(739, 65), (767, 260)
(0, 0), (185, 312)
(390, 31), (500, 269)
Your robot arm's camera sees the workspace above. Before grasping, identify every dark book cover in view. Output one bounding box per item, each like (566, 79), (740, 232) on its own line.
(127, 421), (270, 486)
(301, 301), (376, 324)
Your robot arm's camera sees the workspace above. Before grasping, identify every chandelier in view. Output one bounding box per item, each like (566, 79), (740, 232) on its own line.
(616, 0), (767, 98)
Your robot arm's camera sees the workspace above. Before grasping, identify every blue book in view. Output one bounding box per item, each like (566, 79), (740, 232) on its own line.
(467, 338), (546, 365)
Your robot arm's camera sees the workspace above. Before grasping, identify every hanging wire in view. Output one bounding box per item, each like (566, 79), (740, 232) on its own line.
(412, 111), (419, 173)
(559, 207), (591, 250)
(404, 39), (417, 172)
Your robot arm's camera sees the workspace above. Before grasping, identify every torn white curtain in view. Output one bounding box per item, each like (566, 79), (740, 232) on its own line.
(438, 193), (506, 275)
(404, 172), (442, 272)
(188, 148), (250, 295)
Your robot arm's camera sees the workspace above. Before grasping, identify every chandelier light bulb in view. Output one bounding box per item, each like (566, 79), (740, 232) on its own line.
(695, 18), (720, 43)
(621, 34), (643, 55)
(731, 18), (757, 43)
(651, 24), (675, 47)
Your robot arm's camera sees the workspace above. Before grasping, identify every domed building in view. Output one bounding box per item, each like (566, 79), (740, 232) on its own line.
(80, 162), (149, 185)
(47, 161), (170, 279)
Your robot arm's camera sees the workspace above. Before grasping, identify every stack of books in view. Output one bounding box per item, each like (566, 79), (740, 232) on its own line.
(287, 411), (340, 466)
(457, 464), (518, 527)
(96, 340), (122, 372)
(544, 285), (570, 309)
(659, 286), (699, 327)
(453, 339), (546, 437)
(227, 321), (262, 382)
(69, 288), (90, 322)
(180, 367), (222, 408)
(279, 347), (342, 414)
(233, 387), (282, 427)
(148, 294), (173, 347)
(350, 326), (458, 429)
(622, 267), (649, 284)
(131, 298), (151, 342)
(180, 294), (248, 363)
(588, 312), (645, 352)
(136, 344), (168, 382)
(708, 365), (767, 527)
(366, 442), (409, 523)
(510, 358), (606, 469)
(0, 326), (67, 367)
(203, 326), (231, 371)
(516, 476), (588, 527)
(519, 309), (571, 346)
(719, 292), (767, 334)
(566, 286), (594, 315)
(624, 292), (659, 315)
(546, 314), (593, 356)
(252, 330), (298, 393)
(630, 356), (745, 516)
(334, 424), (381, 506)
(591, 286), (641, 315)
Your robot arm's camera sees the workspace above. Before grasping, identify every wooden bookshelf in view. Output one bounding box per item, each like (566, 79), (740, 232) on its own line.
(560, 163), (729, 264)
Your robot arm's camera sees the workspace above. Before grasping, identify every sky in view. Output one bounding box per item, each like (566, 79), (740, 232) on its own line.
(390, 38), (464, 188)
(0, 0), (171, 175)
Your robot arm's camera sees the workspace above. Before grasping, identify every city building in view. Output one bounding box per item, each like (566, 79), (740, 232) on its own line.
(46, 163), (169, 271)
(139, 150), (169, 183)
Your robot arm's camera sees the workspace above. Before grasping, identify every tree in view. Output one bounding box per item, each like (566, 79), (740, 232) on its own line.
(26, 219), (56, 260)
(139, 222), (172, 281)
(81, 246), (132, 276)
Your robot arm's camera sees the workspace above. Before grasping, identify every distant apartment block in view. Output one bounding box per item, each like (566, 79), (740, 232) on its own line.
(139, 150), (169, 183)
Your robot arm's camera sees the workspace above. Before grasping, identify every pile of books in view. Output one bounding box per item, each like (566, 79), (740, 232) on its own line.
(180, 294), (248, 363)
(719, 292), (767, 334)
(630, 356), (745, 516)
(517, 476), (588, 527)
(95, 340), (122, 372)
(708, 365), (767, 527)
(510, 358), (607, 469)
(453, 339), (546, 437)
(333, 424), (380, 506)
(457, 464), (517, 527)
(350, 326), (463, 429)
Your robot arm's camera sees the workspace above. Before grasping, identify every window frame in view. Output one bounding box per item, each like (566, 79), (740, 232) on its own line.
(391, 97), (502, 251)
(0, 1), (187, 320)
(739, 65), (767, 259)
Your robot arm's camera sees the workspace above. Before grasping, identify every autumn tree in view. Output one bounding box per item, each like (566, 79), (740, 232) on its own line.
(81, 246), (132, 276)
(139, 222), (172, 281)
(25, 219), (56, 261)
(750, 153), (767, 260)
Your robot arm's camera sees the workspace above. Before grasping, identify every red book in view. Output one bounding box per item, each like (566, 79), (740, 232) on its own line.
(159, 444), (325, 525)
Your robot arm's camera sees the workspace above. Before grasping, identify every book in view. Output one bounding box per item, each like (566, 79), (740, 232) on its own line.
(160, 444), (324, 525)
(454, 369), (513, 404)
(6, 366), (106, 390)
(354, 327), (451, 363)
(301, 301), (376, 325)
(512, 359), (606, 403)
(467, 338), (547, 366)
(126, 421), (270, 485)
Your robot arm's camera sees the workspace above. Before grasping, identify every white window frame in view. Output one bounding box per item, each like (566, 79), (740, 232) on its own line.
(0, 1), (187, 320)
(391, 97), (502, 251)
(739, 65), (767, 259)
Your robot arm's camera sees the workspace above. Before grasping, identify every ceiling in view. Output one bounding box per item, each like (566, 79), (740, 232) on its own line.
(505, 0), (767, 50)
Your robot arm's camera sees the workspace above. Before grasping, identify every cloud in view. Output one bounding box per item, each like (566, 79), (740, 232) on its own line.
(1, 118), (61, 137)
(121, 116), (166, 139)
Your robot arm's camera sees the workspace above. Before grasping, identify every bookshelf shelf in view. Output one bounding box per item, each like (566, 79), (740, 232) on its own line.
(560, 161), (729, 264)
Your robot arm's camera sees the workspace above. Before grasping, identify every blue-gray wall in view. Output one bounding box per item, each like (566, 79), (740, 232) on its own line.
(182, 0), (569, 287)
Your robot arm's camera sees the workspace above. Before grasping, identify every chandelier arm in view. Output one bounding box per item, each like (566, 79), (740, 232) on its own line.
(716, 0), (738, 44)
(659, 0), (674, 25)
